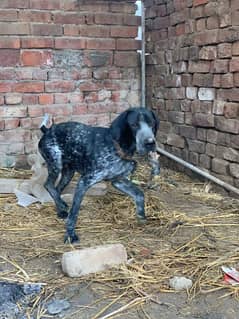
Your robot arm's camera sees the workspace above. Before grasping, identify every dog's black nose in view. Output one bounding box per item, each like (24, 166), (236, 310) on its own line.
(144, 138), (156, 147)
(144, 137), (156, 151)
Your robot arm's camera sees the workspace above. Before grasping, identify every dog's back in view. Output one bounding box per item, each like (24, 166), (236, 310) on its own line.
(39, 122), (111, 172)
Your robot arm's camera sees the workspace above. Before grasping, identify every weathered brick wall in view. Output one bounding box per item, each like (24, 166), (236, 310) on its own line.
(0, 0), (141, 167)
(145, 0), (239, 188)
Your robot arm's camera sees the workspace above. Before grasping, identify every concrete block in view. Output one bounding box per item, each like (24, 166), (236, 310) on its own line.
(62, 244), (127, 277)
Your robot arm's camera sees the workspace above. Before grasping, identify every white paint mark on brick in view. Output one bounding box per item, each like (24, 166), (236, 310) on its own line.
(198, 88), (215, 101)
(186, 87), (197, 100)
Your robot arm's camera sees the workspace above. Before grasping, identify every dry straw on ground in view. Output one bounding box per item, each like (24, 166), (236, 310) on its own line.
(0, 162), (239, 317)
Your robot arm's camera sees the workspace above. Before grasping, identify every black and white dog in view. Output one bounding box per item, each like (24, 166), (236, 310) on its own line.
(38, 107), (159, 243)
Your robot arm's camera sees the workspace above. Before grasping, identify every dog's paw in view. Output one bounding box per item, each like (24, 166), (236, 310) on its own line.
(64, 233), (79, 244)
(57, 210), (68, 219)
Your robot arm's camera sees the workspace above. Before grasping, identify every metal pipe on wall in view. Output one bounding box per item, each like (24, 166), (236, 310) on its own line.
(157, 146), (239, 196)
(140, 0), (146, 108)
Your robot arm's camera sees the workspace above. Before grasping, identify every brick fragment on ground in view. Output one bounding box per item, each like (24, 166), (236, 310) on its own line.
(61, 244), (127, 277)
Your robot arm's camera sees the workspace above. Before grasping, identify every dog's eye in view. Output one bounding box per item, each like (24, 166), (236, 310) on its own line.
(131, 123), (138, 129)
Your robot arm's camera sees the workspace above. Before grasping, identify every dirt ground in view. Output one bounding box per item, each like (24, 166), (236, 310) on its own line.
(0, 164), (239, 319)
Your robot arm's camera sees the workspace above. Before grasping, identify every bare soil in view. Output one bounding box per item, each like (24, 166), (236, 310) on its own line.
(0, 165), (239, 318)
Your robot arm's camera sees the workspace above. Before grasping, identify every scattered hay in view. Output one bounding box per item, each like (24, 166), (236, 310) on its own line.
(0, 162), (239, 317)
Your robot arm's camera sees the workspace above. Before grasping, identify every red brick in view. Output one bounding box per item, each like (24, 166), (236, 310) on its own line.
(211, 60), (229, 73)
(111, 26), (138, 38)
(232, 42), (239, 55)
(224, 103), (239, 119)
(215, 116), (239, 134)
(218, 88), (239, 102)
(123, 15), (141, 26)
(44, 105), (72, 116)
(4, 118), (20, 130)
(21, 37), (54, 48)
(232, 10), (239, 26)
(79, 3), (110, 12)
(45, 80), (75, 93)
(0, 120), (4, 130)
(29, 0), (60, 10)
(188, 61), (210, 73)
(0, 0), (29, 8)
(199, 46), (217, 60)
(69, 93), (84, 103)
(219, 29), (239, 43)
(0, 70), (15, 80)
(221, 73), (233, 88)
(0, 106), (27, 118)
(234, 73), (239, 86)
(28, 105), (43, 117)
(0, 22), (29, 35)
(114, 52), (139, 67)
(63, 25), (79, 36)
(0, 10), (18, 21)
(153, 16), (170, 30)
(54, 93), (68, 104)
(0, 37), (20, 49)
(0, 82), (13, 92)
(79, 25), (110, 38)
(21, 50), (53, 67)
(86, 39), (115, 50)
(0, 95), (4, 105)
(16, 68), (33, 80)
(53, 13), (85, 24)
(116, 39), (141, 51)
(22, 94), (38, 104)
(32, 69), (48, 80)
(193, 0), (208, 6)
(194, 30), (218, 45)
(21, 118), (32, 129)
(19, 10), (51, 22)
(230, 58), (239, 72)
(39, 94), (54, 105)
(14, 82), (44, 93)
(175, 23), (185, 36)
(196, 18), (206, 31)
(61, 0), (80, 11)
(79, 81), (102, 92)
(110, 3), (135, 14)
(5, 93), (22, 104)
(232, 0), (239, 10)
(207, 16), (219, 29)
(218, 43), (231, 58)
(30, 24), (62, 36)
(55, 38), (86, 50)
(95, 13), (123, 25)
(0, 129), (31, 143)
(0, 49), (20, 66)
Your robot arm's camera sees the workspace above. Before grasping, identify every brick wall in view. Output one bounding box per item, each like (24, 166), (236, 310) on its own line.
(0, 0), (141, 168)
(145, 0), (239, 188)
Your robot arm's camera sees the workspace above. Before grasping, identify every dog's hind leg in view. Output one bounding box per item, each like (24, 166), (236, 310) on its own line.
(44, 165), (69, 219)
(65, 174), (102, 243)
(56, 166), (75, 194)
(112, 178), (146, 222)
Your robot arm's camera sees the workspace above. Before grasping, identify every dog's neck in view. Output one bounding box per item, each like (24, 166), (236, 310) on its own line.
(113, 140), (134, 160)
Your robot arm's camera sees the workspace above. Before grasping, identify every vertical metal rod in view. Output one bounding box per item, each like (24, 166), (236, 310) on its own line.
(141, 1), (146, 108)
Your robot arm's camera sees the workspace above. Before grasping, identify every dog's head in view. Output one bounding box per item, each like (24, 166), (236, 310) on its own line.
(110, 107), (159, 155)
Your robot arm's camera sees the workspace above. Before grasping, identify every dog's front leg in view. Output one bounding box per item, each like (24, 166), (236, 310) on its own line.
(64, 175), (98, 243)
(112, 178), (146, 222)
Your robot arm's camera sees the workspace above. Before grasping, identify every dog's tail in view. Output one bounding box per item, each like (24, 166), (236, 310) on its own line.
(40, 113), (50, 133)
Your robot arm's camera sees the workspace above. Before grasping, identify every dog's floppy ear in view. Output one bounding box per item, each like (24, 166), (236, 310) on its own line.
(110, 109), (135, 154)
(110, 110), (130, 142)
(151, 110), (159, 135)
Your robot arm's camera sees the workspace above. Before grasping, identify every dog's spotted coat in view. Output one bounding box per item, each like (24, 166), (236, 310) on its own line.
(38, 107), (159, 243)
